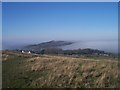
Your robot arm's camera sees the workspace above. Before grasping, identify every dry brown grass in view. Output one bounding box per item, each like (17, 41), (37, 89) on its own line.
(23, 55), (119, 88)
(2, 50), (119, 88)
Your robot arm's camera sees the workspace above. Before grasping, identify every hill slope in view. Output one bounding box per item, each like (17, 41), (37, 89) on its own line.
(23, 40), (73, 51)
(2, 50), (119, 88)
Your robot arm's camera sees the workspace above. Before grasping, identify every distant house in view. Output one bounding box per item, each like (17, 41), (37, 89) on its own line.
(93, 53), (98, 55)
(21, 50), (31, 54)
(103, 54), (109, 56)
(22, 50), (25, 53)
(28, 51), (31, 54)
(100, 53), (109, 56)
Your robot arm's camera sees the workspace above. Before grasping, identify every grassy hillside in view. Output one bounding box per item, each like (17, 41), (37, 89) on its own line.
(2, 50), (120, 88)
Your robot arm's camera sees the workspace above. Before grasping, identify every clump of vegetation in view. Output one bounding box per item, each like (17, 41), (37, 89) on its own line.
(2, 50), (120, 88)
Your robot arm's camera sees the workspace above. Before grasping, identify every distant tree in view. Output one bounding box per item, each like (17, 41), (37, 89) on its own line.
(41, 49), (45, 55)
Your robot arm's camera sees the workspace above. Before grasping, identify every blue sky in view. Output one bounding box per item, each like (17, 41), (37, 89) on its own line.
(2, 2), (118, 47)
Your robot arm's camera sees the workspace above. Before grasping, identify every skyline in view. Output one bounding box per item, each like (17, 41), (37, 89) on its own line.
(2, 2), (118, 49)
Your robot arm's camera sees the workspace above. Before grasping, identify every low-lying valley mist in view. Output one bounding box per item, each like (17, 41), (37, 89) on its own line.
(3, 40), (118, 53)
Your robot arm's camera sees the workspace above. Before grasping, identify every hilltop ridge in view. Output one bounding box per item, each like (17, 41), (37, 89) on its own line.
(23, 40), (73, 51)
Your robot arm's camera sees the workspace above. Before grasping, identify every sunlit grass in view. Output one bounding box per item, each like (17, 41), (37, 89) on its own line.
(2, 50), (119, 88)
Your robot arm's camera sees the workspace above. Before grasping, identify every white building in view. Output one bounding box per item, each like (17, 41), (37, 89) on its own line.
(22, 50), (25, 53)
(28, 51), (31, 54)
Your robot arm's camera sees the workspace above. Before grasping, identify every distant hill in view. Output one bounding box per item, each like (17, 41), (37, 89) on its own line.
(23, 40), (73, 51)
(21, 40), (115, 56)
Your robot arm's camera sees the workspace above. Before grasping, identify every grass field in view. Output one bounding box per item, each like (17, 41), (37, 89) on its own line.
(2, 50), (120, 88)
